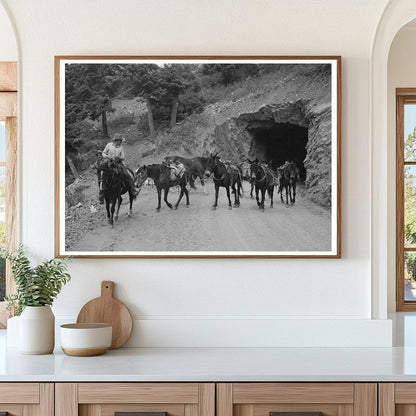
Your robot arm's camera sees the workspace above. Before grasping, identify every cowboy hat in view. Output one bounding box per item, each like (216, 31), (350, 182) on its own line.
(113, 133), (124, 142)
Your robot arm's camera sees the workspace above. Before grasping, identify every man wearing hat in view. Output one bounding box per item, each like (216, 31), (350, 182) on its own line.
(102, 133), (125, 161)
(101, 133), (138, 199)
(91, 150), (105, 181)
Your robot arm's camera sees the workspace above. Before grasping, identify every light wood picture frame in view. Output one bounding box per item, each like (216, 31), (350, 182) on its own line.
(55, 56), (341, 258)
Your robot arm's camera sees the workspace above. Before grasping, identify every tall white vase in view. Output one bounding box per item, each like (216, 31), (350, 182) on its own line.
(19, 306), (55, 354)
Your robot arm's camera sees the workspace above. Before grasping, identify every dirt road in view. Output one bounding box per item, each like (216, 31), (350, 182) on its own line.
(67, 180), (331, 253)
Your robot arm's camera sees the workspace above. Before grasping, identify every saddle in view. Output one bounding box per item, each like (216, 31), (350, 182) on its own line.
(111, 161), (136, 190)
(223, 162), (239, 175)
(266, 167), (279, 187)
(254, 163), (276, 186)
(167, 163), (186, 181)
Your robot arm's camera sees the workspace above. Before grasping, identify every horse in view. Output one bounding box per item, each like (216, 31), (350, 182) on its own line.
(250, 161), (277, 210)
(278, 161), (300, 205)
(246, 158), (258, 199)
(165, 155), (210, 194)
(135, 163), (189, 211)
(207, 153), (242, 210)
(97, 159), (135, 226)
(239, 161), (252, 181)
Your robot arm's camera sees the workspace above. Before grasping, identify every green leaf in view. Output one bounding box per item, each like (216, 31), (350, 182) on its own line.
(5, 245), (71, 315)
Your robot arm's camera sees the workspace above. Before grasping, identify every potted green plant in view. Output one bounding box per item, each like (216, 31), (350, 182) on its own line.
(4, 246), (71, 354)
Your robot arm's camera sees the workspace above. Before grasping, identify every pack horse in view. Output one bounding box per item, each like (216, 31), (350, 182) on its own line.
(135, 163), (190, 211)
(207, 153), (242, 210)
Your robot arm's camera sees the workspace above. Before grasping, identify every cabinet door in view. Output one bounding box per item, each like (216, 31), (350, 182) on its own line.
(0, 383), (53, 416)
(379, 383), (416, 416)
(217, 383), (377, 416)
(55, 383), (215, 416)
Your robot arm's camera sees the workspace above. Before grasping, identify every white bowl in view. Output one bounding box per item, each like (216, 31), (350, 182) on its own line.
(60, 323), (112, 356)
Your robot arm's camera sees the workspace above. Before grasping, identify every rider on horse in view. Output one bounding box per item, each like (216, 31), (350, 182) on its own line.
(91, 150), (104, 173)
(101, 133), (138, 199)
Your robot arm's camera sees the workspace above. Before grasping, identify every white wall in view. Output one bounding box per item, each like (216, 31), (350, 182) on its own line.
(0, 2), (16, 61)
(0, 0), (394, 347)
(387, 26), (416, 312)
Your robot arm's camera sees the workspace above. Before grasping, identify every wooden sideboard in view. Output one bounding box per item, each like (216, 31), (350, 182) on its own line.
(3, 382), (416, 416)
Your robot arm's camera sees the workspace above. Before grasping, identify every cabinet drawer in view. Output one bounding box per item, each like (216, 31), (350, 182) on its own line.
(379, 383), (416, 415)
(218, 383), (376, 416)
(0, 383), (53, 416)
(56, 383), (215, 416)
(78, 383), (200, 404)
(0, 383), (39, 403)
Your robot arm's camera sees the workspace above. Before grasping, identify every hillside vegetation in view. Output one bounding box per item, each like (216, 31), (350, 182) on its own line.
(65, 63), (331, 180)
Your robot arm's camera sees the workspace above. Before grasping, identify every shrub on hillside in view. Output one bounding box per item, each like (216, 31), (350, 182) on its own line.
(179, 91), (206, 117)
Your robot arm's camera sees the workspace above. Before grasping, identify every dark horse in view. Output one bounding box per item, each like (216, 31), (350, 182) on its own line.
(207, 154), (242, 210)
(165, 155), (210, 194)
(98, 159), (135, 226)
(278, 161), (299, 205)
(250, 161), (277, 210)
(246, 158), (258, 199)
(135, 164), (189, 211)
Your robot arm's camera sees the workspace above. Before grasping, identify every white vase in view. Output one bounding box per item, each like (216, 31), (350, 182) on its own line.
(19, 306), (55, 354)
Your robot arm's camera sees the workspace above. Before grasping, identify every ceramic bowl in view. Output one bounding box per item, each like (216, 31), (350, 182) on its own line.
(60, 323), (112, 356)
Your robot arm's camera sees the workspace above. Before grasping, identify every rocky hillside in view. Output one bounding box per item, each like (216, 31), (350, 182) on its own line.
(148, 64), (333, 207)
(71, 64), (334, 208)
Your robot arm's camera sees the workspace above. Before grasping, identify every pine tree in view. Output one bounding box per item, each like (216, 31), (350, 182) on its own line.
(122, 64), (162, 137)
(65, 64), (122, 140)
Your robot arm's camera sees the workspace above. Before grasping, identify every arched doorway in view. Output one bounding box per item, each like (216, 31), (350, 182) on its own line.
(371, 0), (416, 319)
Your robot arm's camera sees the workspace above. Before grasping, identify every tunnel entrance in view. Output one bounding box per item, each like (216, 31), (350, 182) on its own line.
(247, 122), (308, 180)
(222, 101), (331, 206)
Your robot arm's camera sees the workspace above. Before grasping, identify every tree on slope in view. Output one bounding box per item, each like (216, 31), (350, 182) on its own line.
(121, 64), (163, 137)
(65, 64), (122, 140)
(160, 64), (200, 128)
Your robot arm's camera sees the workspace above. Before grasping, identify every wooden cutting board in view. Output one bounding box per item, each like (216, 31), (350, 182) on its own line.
(76, 281), (133, 349)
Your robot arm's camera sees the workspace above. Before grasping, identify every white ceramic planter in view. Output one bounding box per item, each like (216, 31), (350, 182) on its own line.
(19, 306), (55, 354)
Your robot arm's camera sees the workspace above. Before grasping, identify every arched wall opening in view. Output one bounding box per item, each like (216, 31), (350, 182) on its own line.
(387, 20), (416, 312)
(0, 1), (18, 327)
(371, 0), (416, 320)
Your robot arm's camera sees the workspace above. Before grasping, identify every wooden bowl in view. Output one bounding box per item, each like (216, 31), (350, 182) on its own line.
(60, 323), (112, 356)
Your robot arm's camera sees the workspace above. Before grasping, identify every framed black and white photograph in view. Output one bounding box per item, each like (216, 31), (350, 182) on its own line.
(55, 56), (341, 258)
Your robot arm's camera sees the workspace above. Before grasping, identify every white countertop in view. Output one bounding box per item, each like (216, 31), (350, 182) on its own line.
(2, 313), (416, 382)
(2, 346), (416, 382)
